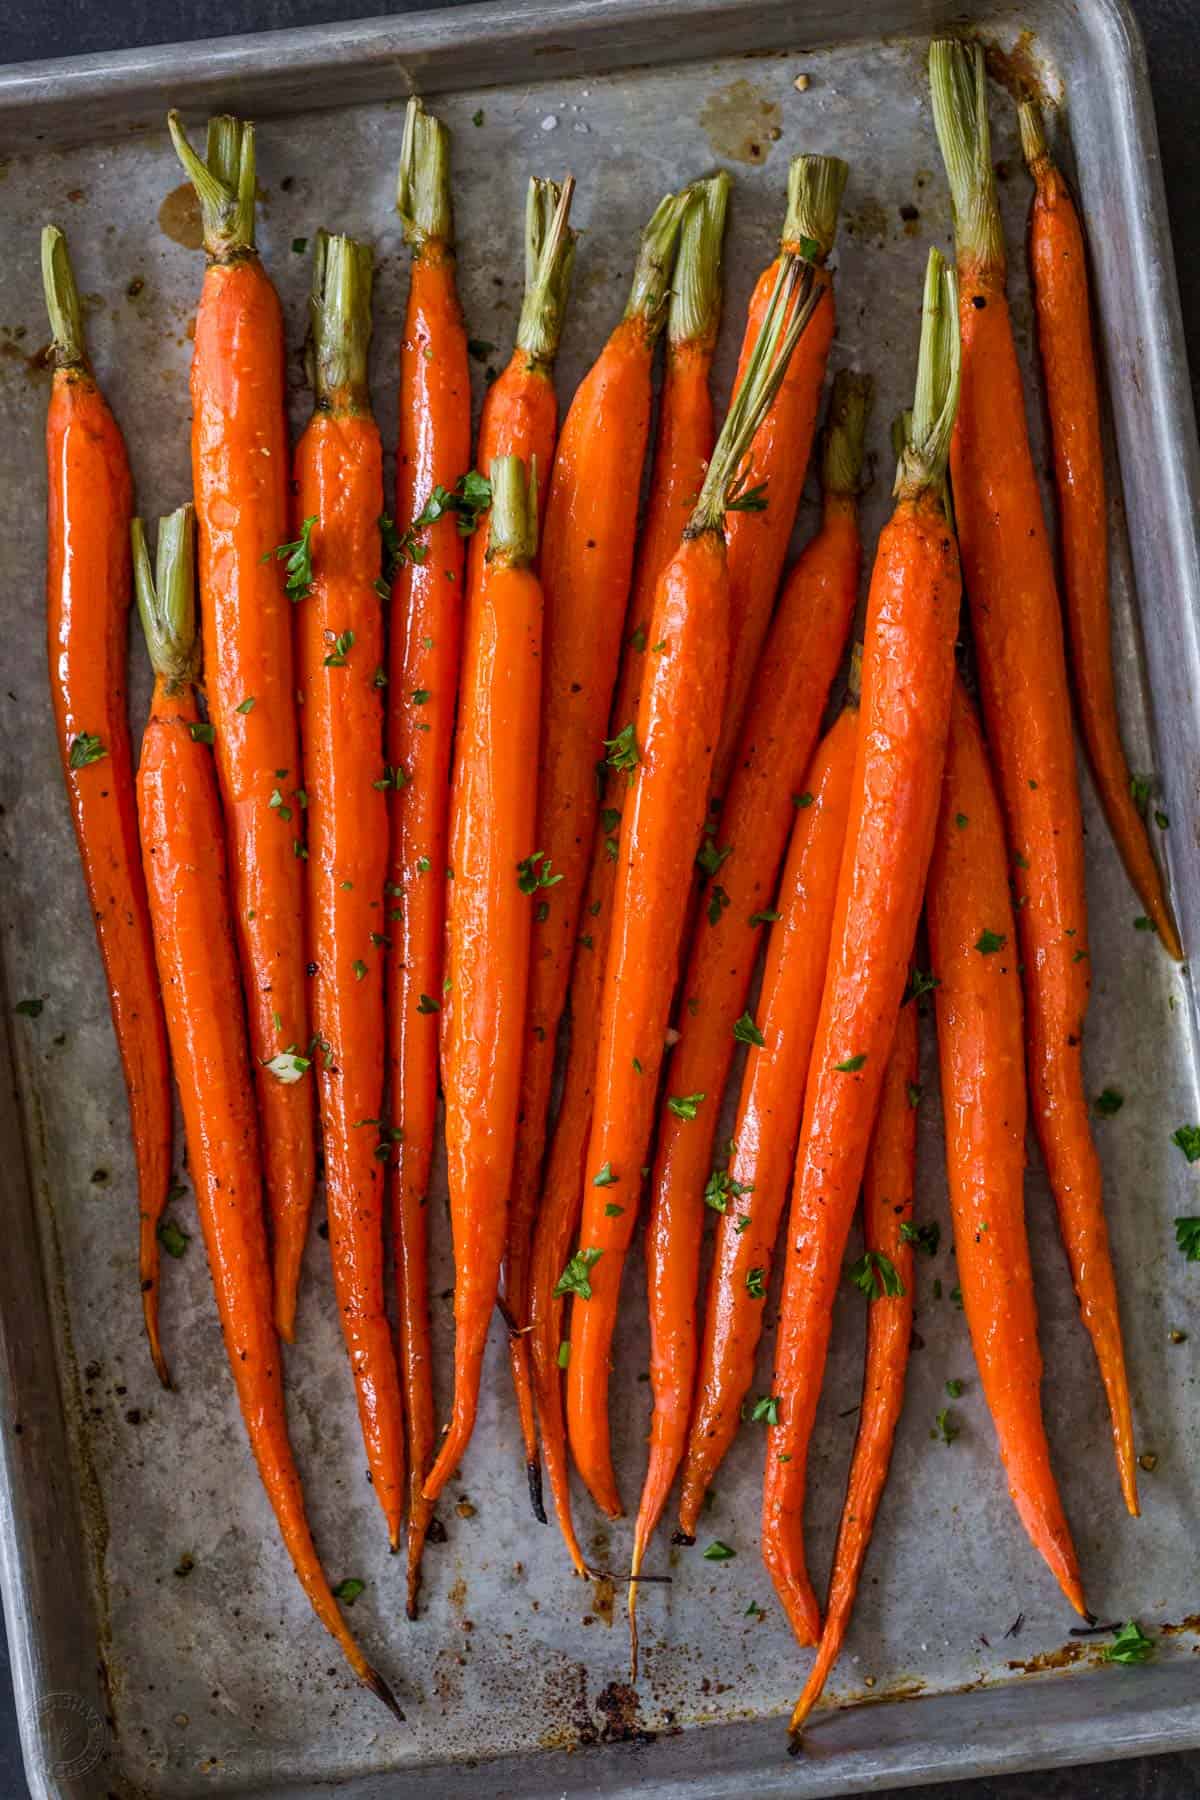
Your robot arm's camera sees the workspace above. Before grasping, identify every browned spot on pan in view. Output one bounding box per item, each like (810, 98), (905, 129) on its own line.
(158, 182), (203, 250)
(699, 79), (781, 165)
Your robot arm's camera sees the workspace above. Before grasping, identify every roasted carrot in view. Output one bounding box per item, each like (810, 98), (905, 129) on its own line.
(294, 234), (405, 1549)
(41, 227), (174, 1388)
(501, 184), (692, 1512)
(564, 254), (825, 1525)
(388, 97), (473, 1613)
(789, 996), (918, 1737)
(678, 692), (859, 1539)
(169, 114), (314, 1342)
(711, 154), (846, 806)
(1019, 101), (1180, 958)
(762, 249), (962, 1647)
(930, 42), (1137, 1513)
(467, 176), (576, 593)
(423, 456), (544, 1500)
(524, 175), (730, 1571)
(132, 505), (400, 1720)
(926, 679), (1086, 1613)
(629, 370), (870, 1634)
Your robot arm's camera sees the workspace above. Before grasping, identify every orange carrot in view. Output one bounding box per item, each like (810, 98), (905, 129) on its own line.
(789, 996), (918, 1737)
(388, 97), (473, 1613)
(630, 371), (869, 1633)
(678, 692), (859, 1539)
(467, 177), (576, 594)
(763, 250), (962, 1647)
(169, 114), (314, 1342)
(930, 41), (1137, 1513)
(132, 506), (401, 1720)
(423, 457), (544, 1500)
(294, 234), (405, 1549)
(502, 185), (692, 1512)
(525, 174), (729, 1572)
(563, 256), (825, 1527)
(41, 227), (174, 1387)
(926, 679), (1086, 1613)
(1019, 101), (1180, 957)
(711, 154), (846, 806)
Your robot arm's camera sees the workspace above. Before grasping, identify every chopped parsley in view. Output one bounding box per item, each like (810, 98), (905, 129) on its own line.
(707, 884), (730, 926)
(749, 908), (781, 927)
(975, 929), (1006, 955)
(592, 1162), (617, 1187)
(14, 998), (43, 1018)
(1102, 1620), (1155, 1665)
(904, 968), (940, 1005)
(704, 1169), (752, 1213)
(604, 722), (640, 780)
(944, 1377), (964, 1398)
(557, 1340), (570, 1368)
(416, 993), (440, 1014)
(667, 1092), (706, 1121)
(262, 1049), (311, 1084)
(1095, 1088), (1125, 1118)
(932, 1408), (959, 1445)
(745, 1267), (766, 1300)
(696, 838), (731, 879)
(236, 695), (255, 714)
(849, 1249), (905, 1299)
(1174, 1217), (1200, 1262)
(157, 1218), (190, 1259)
(553, 1247), (603, 1300)
(748, 1395), (780, 1425)
(835, 1053), (867, 1072)
(604, 1202), (624, 1218)
(900, 1219), (940, 1257)
(68, 731), (107, 769)
(517, 850), (564, 895)
(703, 1540), (735, 1561)
(333, 1578), (365, 1605)
(266, 515), (317, 601)
(323, 628), (355, 668)
(1172, 1124), (1200, 1164)
(906, 1081), (923, 1109)
(733, 1011), (765, 1048)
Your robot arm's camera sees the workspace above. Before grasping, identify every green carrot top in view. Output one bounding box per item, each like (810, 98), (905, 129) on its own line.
(516, 176), (577, 366)
(133, 504), (199, 692)
(668, 171), (731, 350)
(168, 111), (257, 261)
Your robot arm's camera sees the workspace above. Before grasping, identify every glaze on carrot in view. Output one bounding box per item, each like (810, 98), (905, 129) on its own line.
(502, 185), (691, 1514)
(712, 154), (847, 806)
(388, 97), (473, 1613)
(423, 457), (544, 1500)
(132, 506), (401, 1720)
(295, 234), (405, 1549)
(1019, 101), (1180, 958)
(525, 175), (730, 1572)
(630, 370), (869, 1629)
(930, 42), (1137, 1513)
(41, 227), (174, 1388)
(678, 692), (859, 1539)
(168, 114), (314, 1342)
(763, 250), (962, 1647)
(926, 679), (1086, 1614)
(564, 255), (825, 1528)
(789, 996), (918, 1737)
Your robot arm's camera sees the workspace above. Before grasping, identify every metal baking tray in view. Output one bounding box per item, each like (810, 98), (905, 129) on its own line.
(1, 0), (1198, 1794)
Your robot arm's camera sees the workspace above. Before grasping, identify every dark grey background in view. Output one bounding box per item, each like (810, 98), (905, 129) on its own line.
(3, 2), (1197, 1796)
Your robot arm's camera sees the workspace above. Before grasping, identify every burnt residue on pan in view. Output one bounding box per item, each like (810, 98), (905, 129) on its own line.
(698, 78), (782, 165)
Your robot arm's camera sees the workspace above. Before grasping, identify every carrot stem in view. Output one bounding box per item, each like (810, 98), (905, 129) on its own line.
(167, 111), (256, 259)
(518, 176), (578, 363)
(396, 96), (453, 247)
(41, 226), (86, 370)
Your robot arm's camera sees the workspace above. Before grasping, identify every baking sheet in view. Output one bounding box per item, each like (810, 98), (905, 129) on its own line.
(0, 1), (1199, 1795)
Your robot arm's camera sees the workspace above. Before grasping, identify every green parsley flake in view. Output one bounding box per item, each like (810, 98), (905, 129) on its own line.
(1103, 1620), (1155, 1665)
(835, 1053), (867, 1072)
(553, 1247), (603, 1300)
(975, 930), (1006, 955)
(703, 1541), (735, 1562)
(667, 1092), (705, 1122)
(68, 731), (107, 768)
(592, 1161), (617, 1187)
(733, 1011), (765, 1048)
(849, 1249), (905, 1299)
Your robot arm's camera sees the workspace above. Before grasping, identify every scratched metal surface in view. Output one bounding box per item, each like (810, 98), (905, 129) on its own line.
(0, 1), (1198, 1795)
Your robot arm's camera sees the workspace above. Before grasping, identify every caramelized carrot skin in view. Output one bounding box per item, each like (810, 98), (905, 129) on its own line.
(389, 243), (471, 1599)
(566, 528), (729, 1519)
(678, 703), (857, 1537)
(764, 490), (960, 1646)
(926, 681), (1085, 1613)
(952, 267), (1137, 1513)
(791, 1000), (917, 1733)
(423, 550), (544, 1500)
(1026, 159), (1180, 957)
(714, 268), (834, 801)
(296, 407), (405, 1547)
(639, 493), (860, 1554)
(526, 334), (716, 1569)
(137, 684), (376, 1686)
(46, 369), (172, 1379)
(190, 255), (313, 1340)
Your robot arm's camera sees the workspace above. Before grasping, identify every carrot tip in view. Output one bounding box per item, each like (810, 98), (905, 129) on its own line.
(670, 1529), (695, 1547)
(365, 1666), (406, 1724)
(526, 1458), (548, 1525)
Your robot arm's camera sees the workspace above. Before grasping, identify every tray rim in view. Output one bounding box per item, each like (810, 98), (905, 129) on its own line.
(1, 1), (1198, 1795)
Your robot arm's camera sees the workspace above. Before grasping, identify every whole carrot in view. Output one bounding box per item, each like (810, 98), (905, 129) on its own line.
(468, 176), (576, 590)
(41, 227), (174, 1388)
(629, 371), (870, 1635)
(1019, 101), (1180, 958)
(711, 154), (847, 805)
(565, 255), (825, 1524)
(501, 185), (692, 1512)
(678, 691), (859, 1540)
(133, 506), (400, 1720)
(169, 114), (314, 1342)
(295, 234), (405, 1549)
(930, 41), (1137, 1513)
(525, 174), (730, 1571)
(926, 679), (1086, 1614)
(387, 97), (472, 1614)
(763, 249), (962, 1647)
(789, 996), (918, 1738)
(423, 457), (544, 1500)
